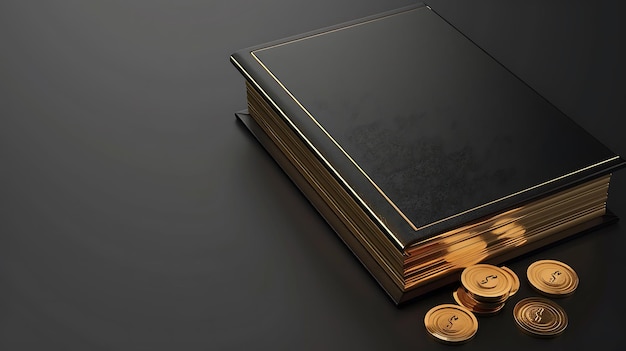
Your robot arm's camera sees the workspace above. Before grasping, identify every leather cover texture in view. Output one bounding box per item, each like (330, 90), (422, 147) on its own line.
(230, 3), (625, 249)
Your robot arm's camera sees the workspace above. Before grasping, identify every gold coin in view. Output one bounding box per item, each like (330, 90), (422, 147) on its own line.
(461, 264), (512, 302)
(424, 304), (478, 343)
(527, 260), (579, 297)
(500, 266), (520, 297)
(453, 287), (505, 316)
(513, 297), (568, 337)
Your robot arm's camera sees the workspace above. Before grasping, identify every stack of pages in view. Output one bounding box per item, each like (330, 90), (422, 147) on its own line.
(230, 3), (625, 305)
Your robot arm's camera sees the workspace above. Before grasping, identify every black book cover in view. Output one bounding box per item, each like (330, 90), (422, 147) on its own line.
(230, 3), (625, 250)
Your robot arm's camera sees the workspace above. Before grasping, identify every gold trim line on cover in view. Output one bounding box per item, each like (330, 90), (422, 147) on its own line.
(234, 5), (622, 242)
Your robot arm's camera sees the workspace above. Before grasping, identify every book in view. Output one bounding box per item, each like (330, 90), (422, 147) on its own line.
(230, 2), (625, 305)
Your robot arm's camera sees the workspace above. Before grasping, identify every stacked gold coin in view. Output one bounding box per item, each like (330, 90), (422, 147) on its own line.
(424, 304), (478, 344)
(513, 297), (568, 337)
(500, 266), (520, 297)
(526, 260), (579, 297)
(454, 264), (519, 315)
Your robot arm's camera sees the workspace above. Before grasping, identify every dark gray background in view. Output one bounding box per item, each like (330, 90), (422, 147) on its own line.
(1, 0), (624, 350)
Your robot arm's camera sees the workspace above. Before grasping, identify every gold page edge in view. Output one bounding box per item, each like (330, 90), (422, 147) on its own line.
(232, 55), (405, 248)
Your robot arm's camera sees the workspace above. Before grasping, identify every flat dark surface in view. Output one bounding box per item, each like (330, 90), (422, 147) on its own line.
(1, 1), (625, 350)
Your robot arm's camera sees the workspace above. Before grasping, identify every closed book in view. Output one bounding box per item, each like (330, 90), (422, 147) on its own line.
(230, 2), (625, 304)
